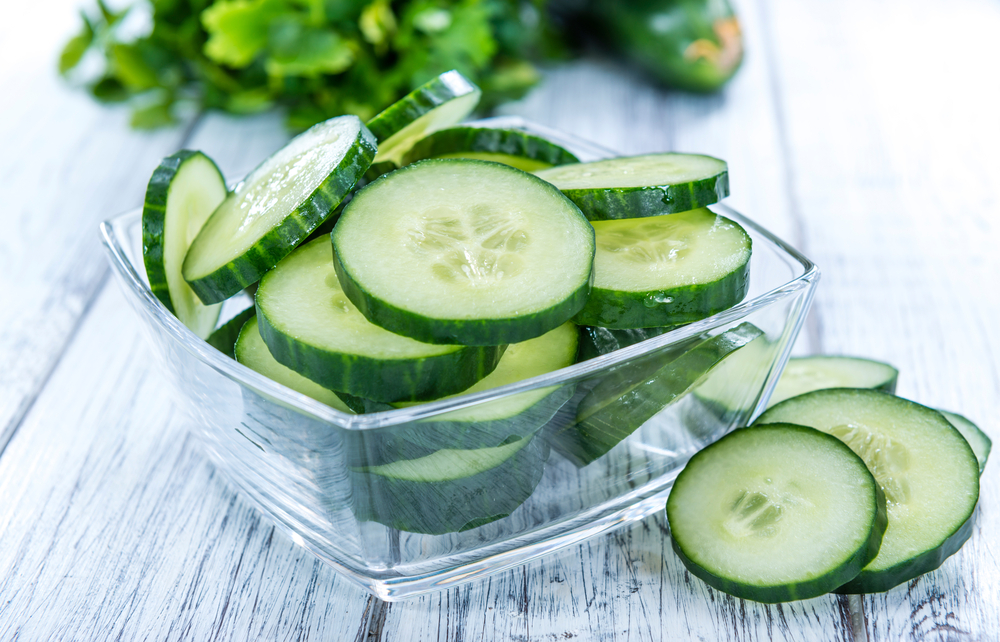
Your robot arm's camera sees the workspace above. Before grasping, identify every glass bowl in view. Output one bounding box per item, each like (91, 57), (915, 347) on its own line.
(100, 117), (819, 600)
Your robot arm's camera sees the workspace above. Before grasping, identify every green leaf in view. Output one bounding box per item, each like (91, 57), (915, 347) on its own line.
(130, 92), (176, 128)
(111, 43), (162, 90)
(202, 0), (288, 67)
(96, 0), (129, 26)
(58, 14), (95, 75)
(266, 17), (355, 77)
(90, 76), (130, 102)
(359, 0), (396, 49)
(224, 87), (274, 113)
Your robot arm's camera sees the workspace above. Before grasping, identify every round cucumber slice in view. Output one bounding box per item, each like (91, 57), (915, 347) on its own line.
(401, 126), (580, 172)
(142, 150), (227, 338)
(756, 389), (980, 593)
(235, 316), (355, 414)
(534, 152), (729, 220)
(767, 356), (899, 408)
(183, 115), (376, 304)
(256, 237), (504, 403)
(667, 423), (887, 604)
(333, 159), (595, 346)
(574, 209), (751, 328)
(367, 70), (481, 166)
(939, 410), (991, 475)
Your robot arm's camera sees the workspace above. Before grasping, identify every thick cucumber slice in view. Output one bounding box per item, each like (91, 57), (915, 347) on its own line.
(256, 237), (503, 403)
(768, 356), (899, 408)
(367, 70), (481, 166)
(577, 325), (682, 362)
(142, 150), (227, 338)
(756, 389), (980, 593)
(235, 316), (355, 414)
(574, 209), (751, 328)
(667, 424), (887, 603)
(551, 322), (762, 467)
(939, 410), (991, 474)
(206, 307), (256, 358)
(534, 153), (729, 220)
(401, 126), (580, 172)
(350, 434), (548, 534)
(183, 115), (376, 303)
(333, 159), (595, 346)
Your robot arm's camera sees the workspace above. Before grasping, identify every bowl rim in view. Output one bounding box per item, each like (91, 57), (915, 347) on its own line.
(100, 117), (819, 431)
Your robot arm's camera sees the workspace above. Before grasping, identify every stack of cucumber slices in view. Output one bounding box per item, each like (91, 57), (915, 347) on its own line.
(667, 355), (989, 602)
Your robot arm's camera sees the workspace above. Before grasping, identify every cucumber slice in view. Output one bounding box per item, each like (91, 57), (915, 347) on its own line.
(939, 410), (991, 474)
(577, 325), (683, 362)
(367, 70), (481, 166)
(767, 356), (899, 408)
(350, 434), (549, 534)
(574, 209), (751, 328)
(206, 306), (256, 358)
(142, 150), (227, 338)
(333, 159), (595, 346)
(401, 126), (580, 172)
(667, 424), (887, 603)
(756, 389), (980, 593)
(183, 115), (376, 304)
(256, 237), (504, 403)
(534, 153), (729, 220)
(235, 316), (355, 414)
(551, 322), (762, 467)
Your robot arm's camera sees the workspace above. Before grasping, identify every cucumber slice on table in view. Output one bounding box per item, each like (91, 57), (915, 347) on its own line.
(401, 126), (580, 172)
(142, 150), (227, 338)
(367, 70), (481, 166)
(667, 424), (887, 603)
(534, 153), (729, 220)
(767, 356), (898, 408)
(756, 389), (980, 593)
(256, 237), (504, 403)
(574, 208), (751, 328)
(939, 410), (991, 474)
(183, 115), (376, 304)
(235, 316), (355, 414)
(551, 322), (762, 467)
(333, 159), (595, 346)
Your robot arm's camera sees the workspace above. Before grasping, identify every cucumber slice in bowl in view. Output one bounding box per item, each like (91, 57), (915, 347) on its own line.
(183, 115), (376, 304)
(667, 424), (887, 603)
(574, 208), (751, 328)
(401, 126), (580, 172)
(534, 152), (729, 220)
(333, 159), (596, 346)
(367, 70), (481, 166)
(142, 150), (227, 338)
(767, 355), (899, 408)
(206, 307), (256, 358)
(756, 389), (980, 593)
(256, 237), (504, 403)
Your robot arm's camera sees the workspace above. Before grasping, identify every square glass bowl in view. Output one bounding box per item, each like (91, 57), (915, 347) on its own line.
(100, 117), (819, 600)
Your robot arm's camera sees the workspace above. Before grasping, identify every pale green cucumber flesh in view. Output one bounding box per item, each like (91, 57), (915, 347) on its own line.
(534, 152), (729, 220)
(367, 70), (481, 165)
(183, 115), (376, 303)
(756, 388), (980, 593)
(939, 410), (991, 475)
(333, 159), (595, 345)
(142, 150), (227, 338)
(235, 316), (354, 414)
(667, 424), (887, 603)
(767, 356), (899, 408)
(256, 237), (503, 402)
(574, 209), (751, 328)
(401, 126), (579, 171)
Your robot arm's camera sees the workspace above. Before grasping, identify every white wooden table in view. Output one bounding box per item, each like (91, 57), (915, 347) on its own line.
(2, 0), (998, 639)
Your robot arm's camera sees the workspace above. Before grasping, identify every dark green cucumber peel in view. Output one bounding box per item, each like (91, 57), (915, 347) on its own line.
(939, 410), (991, 474)
(206, 307), (256, 358)
(349, 434), (549, 534)
(668, 424), (887, 604)
(551, 322), (762, 467)
(401, 127), (580, 168)
(560, 172), (729, 220)
(183, 118), (377, 304)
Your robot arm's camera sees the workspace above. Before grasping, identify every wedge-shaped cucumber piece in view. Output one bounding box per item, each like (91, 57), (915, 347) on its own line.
(767, 355), (899, 408)
(757, 389), (980, 593)
(235, 316), (355, 414)
(142, 150), (227, 338)
(256, 237), (504, 403)
(367, 70), (481, 166)
(575, 209), (751, 328)
(183, 115), (376, 303)
(551, 322), (762, 466)
(939, 410), (991, 475)
(534, 152), (728, 220)
(350, 434), (548, 534)
(667, 424), (887, 603)
(401, 126), (580, 172)
(334, 159), (595, 346)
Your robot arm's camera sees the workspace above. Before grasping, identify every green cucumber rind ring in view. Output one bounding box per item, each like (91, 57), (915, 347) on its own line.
(401, 126), (580, 167)
(560, 171), (729, 220)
